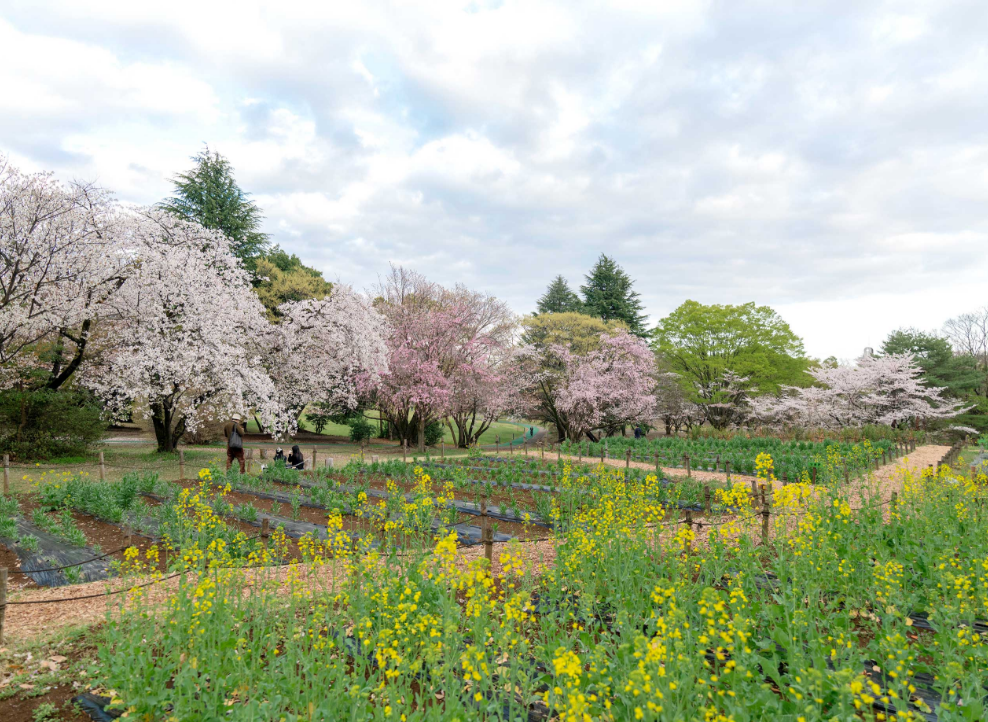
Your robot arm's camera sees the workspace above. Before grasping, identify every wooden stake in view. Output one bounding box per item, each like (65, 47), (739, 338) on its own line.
(0, 567), (6, 644)
(655, 452), (660, 472)
(480, 495), (492, 563)
(403, 440), (407, 463)
(2, 454), (8, 496)
(179, 449), (185, 481)
(99, 451), (106, 482)
(760, 488), (770, 545)
(704, 485), (711, 514)
(312, 447), (317, 470)
(811, 467), (817, 485)
(261, 518), (270, 546)
(625, 448), (631, 469)
(684, 454), (691, 478)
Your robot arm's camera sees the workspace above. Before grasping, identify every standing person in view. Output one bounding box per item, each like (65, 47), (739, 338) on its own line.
(288, 445), (305, 470)
(224, 413), (247, 473)
(634, 425), (643, 440)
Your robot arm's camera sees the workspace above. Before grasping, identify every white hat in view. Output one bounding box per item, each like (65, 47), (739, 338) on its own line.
(232, 413), (242, 421)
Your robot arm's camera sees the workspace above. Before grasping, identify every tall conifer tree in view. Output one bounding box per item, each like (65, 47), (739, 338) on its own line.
(537, 275), (583, 314)
(160, 146), (270, 267)
(580, 254), (648, 336)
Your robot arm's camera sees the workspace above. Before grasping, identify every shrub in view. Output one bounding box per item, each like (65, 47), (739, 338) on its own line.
(424, 420), (444, 447)
(348, 415), (374, 443)
(0, 388), (106, 460)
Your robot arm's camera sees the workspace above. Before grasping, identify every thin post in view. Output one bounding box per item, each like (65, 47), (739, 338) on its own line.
(125, 525), (133, 548)
(578, 444), (583, 463)
(403, 440), (407, 463)
(261, 518), (270, 546)
(811, 467), (817, 484)
(600, 445), (605, 464)
(844, 466), (850, 484)
(684, 454), (691, 478)
(312, 447), (317, 470)
(2, 454), (8, 496)
(704, 485), (711, 514)
(99, 451), (106, 482)
(725, 460), (731, 482)
(480, 494), (492, 563)
(750, 478), (758, 508)
(760, 485), (770, 545)
(683, 510), (693, 553)
(625, 448), (631, 469)
(179, 449), (185, 481)
(655, 453), (660, 472)
(0, 567), (6, 644)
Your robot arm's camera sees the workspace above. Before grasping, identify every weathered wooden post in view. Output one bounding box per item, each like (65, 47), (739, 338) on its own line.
(625, 448), (632, 469)
(655, 452), (660, 473)
(704, 485), (712, 514)
(2, 454), (8, 496)
(99, 451), (106, 482)
(811, 467), (817, 485)
(480, 494), (492, 564)
(684, 454), (691, 478)
(261, 518), (270, 548)
(312, 447), (317, 470)
(725, 460), (731, 482)
(760, 485), (770, 545)
(0, 567), (6, 644)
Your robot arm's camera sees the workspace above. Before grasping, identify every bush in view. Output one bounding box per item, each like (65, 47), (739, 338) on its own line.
(348, 415), (374, 443)
(424, 420), (444, 447)
(0, 388), (106, 460)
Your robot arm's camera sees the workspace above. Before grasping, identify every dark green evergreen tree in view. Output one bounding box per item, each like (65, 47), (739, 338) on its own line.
(579, 254), (648, 336)
(537, 275), (583, 314)
(160, 146), (270, 266)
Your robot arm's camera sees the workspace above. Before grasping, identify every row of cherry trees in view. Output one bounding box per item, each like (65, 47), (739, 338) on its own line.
(2, 156), (967, 450)
(1, 157), (388, 451)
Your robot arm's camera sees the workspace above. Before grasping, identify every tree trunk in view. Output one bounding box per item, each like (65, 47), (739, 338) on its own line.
(150, 400), (183, 453)
(664, 416), (672, 436)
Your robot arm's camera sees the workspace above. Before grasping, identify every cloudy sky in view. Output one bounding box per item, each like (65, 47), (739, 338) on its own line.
(2, 0), (986, 359)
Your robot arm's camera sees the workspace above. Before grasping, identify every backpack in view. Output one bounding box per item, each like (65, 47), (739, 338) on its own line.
(229, 421), (243, 450)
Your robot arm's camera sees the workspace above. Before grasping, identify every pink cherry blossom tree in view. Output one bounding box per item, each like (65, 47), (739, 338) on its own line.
(750, 353), (969, 430)
(368, 267), (517, 449)
(84, 209), (280, 452)
(552, 329), (657, 441)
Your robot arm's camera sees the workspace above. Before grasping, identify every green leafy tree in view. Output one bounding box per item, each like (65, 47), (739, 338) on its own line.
(160, 146), (269, 266)
(579, 254), (648, 336)
(652, 301), (810, 429)
(254, 246), (333, 320)
(537, 275), (583, 314)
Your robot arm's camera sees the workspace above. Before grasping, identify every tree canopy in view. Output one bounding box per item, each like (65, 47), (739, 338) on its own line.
(254, 247), (333, 321)
(521, 312), (627, 356)
(160, 146), (269, 266)
(537, 275), (583, 314)
(652, 300), (809, 428)
(580, 254), (648, 336)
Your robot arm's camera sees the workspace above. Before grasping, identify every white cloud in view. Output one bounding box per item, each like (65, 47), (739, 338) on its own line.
(1, 0), (987, 359)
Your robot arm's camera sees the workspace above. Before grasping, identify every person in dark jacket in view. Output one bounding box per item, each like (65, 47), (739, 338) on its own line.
(273, 447), (286, 463)
(223, 413), (247, 473)
(287, 445), (305, 470)
(634, 426), (643, 440)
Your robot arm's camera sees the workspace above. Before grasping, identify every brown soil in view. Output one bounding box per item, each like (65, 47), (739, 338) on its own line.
(0, 544), (39, 593)
(0, 684), (93, 722)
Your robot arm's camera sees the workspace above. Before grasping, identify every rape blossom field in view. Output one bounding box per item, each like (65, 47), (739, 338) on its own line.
(17, 446), (972, 722)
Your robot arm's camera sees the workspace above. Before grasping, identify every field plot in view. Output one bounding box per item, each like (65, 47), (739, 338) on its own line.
(2, 446), (987, 722)
(563, 435), (906, 483)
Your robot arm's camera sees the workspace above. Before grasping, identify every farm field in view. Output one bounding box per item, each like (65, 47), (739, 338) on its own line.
(1, 442), (984, 721)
